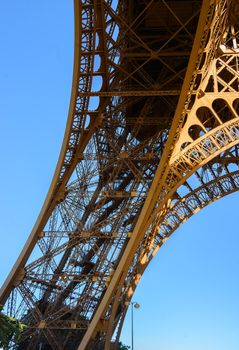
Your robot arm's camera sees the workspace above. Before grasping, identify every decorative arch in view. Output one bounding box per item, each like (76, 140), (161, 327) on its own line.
(114, 157), (239, 347)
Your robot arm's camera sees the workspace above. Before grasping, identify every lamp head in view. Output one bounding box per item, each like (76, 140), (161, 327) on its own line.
(134, 302), (140, 309)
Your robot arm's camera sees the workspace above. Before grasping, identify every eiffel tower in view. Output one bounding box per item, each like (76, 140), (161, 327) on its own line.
(1, 0), (239, 349)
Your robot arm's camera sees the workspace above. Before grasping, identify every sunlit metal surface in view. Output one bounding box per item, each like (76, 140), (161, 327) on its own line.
(1, 1), (239, 349)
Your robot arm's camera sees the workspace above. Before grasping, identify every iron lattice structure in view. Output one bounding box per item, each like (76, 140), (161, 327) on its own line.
(1, 0), (239, 349)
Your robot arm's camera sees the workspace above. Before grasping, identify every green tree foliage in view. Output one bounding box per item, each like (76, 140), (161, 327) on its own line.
(118, 341), (130, 350)
(0, 307), (26, 349)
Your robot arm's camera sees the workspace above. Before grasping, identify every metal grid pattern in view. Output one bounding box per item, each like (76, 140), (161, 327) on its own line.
(2, 1), (239, 349)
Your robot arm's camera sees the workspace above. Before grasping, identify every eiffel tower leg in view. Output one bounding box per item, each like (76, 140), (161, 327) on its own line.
(1, 1), (239, 350)
(79, 1), (239, 348)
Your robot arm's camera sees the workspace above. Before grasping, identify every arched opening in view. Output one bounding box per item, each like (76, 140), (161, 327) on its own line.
(120, 193), (239, 350)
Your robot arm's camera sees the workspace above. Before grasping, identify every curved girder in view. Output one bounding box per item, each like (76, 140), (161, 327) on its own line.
(79, 1), (239, 348)
(1, 1), (199, 348)
(113, 165), (239, 344)
(100, 9), (239, 349)
(2, 1), (239, 350)
(103, 149), (239, 347)
(0, 0), (100, 304)
(126, 150), (239, 291)
(78, 1), (219, 348)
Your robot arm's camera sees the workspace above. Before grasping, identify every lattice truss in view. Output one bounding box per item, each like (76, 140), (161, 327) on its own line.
(122, 0), (239, 326)
(2, 0), (239, 349)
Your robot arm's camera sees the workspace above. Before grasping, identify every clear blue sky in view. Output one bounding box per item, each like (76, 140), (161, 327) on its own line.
(0, 2), (239, 350)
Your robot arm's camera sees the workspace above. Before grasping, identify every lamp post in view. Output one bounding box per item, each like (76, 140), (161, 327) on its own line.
(131, 302), (140, 350)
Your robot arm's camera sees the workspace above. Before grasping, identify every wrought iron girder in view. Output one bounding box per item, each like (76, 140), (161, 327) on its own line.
(4, 1), (239, 350)
(122, 156), (239, 302)
(2, 2), (204, 348)
(94, 2), (239, 347)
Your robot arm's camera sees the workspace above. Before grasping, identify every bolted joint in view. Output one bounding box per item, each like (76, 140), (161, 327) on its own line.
(55, 186), (70, 204)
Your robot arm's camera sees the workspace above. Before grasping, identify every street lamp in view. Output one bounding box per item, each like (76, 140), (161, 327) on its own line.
(131, 302), (140, 350)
